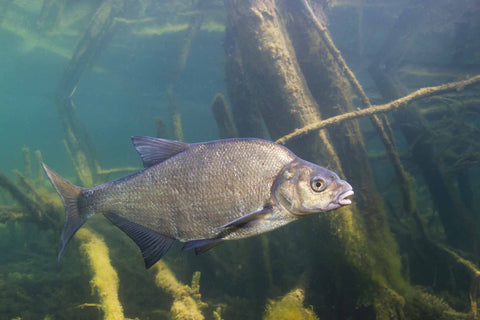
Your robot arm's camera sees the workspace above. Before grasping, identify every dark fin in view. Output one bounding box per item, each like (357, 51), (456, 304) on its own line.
(104, 212), (174, 268)
(182, 238), (224, 254)
(131, 136), (188, 168)
(215, 206), (273, 229)
(42, 163), (89, 261)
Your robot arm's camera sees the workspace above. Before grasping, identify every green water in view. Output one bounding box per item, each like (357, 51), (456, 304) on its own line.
(1, 1), (479, 319)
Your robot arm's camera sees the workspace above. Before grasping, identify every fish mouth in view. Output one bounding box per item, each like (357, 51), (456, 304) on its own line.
(324, 187), (354, 211)
(337, 189), (354, 206)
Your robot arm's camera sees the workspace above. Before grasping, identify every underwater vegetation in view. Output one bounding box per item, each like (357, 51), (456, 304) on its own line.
(0, 0), (480, 319)
(263, 289), (319, 320)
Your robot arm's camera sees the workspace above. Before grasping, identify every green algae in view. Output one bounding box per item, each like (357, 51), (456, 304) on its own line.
(263, 289), (319, 320)
(153, 262), (207, 320)
(77, 229), (125, 320)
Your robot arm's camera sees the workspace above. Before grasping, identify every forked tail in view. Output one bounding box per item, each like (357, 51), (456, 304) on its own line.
(42, 163), (92, 260)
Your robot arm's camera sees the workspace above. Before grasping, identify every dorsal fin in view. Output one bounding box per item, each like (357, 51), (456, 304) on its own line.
(131, 136), (188, 168)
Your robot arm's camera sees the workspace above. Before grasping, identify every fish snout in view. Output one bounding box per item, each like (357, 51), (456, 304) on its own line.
(335, 181), (354, 207)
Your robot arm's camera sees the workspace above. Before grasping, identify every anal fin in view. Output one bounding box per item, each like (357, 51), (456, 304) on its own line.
(104, 212), (174, 269)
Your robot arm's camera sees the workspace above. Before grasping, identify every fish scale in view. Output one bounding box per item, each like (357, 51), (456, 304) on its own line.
(43, 136), (353, 268)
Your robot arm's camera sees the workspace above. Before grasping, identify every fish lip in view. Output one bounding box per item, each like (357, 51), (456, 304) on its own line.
(337, 189), (354, 206)
(324, 189), (354, 211)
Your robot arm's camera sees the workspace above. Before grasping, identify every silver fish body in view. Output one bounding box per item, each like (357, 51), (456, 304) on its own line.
(43, 137), (353, 268)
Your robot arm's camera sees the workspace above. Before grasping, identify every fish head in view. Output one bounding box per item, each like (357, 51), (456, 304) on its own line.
(273, 159), (354, 216)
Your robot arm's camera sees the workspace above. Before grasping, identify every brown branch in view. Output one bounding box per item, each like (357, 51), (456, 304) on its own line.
(435, 244), (480, 318)
(14, 170), (44, 205)
(0, 173), (60, 229)
(0, 173), (44, 220)
(0, 206), (27, 223)
(76, 303), (102, 309)
(300, 0), (371, 109)
(276, 74), (480, 145)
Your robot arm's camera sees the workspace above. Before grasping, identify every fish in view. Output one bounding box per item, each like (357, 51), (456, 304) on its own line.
(43, 137), (354, 268)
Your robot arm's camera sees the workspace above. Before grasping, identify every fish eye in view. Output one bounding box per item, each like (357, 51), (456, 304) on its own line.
(311, 178), (327, 192)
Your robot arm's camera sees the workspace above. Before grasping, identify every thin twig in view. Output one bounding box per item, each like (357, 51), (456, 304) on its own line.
(276, 74), (480, 145)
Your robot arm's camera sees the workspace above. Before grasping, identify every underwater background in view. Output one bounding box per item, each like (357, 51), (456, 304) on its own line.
(1, 0), (480, 319)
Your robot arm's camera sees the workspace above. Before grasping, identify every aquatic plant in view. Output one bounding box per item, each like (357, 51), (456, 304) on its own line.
(263, 288), (319, 320)
(153, 262), (207, 320)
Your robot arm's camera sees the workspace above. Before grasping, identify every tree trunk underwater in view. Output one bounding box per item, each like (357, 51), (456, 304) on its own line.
(223, 0), (409, 318)
(223, 0), (478, 319)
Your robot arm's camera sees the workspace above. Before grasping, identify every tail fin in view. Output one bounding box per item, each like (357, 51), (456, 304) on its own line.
(42, 163), (91, 261)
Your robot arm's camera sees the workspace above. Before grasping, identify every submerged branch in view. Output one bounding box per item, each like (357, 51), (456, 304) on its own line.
(0, 206), (26, 223)
(276, 74), (480, 145)
(76, 303), (102, 309)
(76, 229), (125, 320)
(300, 0), (415, 213)
(153, 261), (207, 320)
(434, 244), (480, 318)
(0, 171), (60, 229)
(300, 0), (370, 108)
(96, 166), (139, 176)
(0, 173), (44, 222)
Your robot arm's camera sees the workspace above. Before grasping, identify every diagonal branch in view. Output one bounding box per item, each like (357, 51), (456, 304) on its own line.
(276, 74), (480, 145)
(299, 0), (414, 213)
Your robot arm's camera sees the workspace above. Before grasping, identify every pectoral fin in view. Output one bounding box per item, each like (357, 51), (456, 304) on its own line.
(104, 212), (174, 269)
(182, 238), (224, 254)
(182, 206), (276, 255)
(215, 206), (273, 229)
